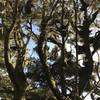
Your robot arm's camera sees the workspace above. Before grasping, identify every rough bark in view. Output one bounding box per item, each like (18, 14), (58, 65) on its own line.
(3, 1), (27, 99)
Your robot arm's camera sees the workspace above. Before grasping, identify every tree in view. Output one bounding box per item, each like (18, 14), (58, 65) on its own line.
(0, 0), (100, 100)
(36, 0), (100, 99)
(1, 0), (32, 99)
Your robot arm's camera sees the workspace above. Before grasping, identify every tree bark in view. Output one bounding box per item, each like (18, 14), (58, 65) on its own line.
(13, 88), (26, 100)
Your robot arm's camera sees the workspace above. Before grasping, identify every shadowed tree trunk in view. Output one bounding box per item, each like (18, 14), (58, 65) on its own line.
(3, 1), (27, 99)
(4, 26), (27, 100)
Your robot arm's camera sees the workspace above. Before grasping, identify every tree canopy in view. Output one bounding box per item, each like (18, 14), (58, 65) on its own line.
(0, 0), (100, 100)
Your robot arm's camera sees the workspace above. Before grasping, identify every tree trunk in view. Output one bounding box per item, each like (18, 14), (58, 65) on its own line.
(13, 88), (26, 100)
(13, 94), (26, 100)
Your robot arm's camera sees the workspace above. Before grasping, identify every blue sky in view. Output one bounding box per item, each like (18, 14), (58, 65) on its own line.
(27, 24), (56, 58)
(27, 24), (39, 58)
